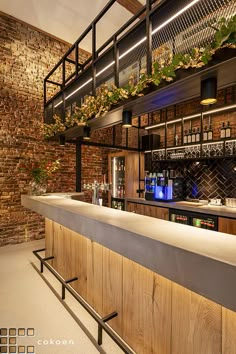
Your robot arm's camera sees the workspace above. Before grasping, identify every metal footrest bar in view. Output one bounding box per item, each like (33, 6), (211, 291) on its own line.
(33, 249), (134, 354)
(40, 256), (54, 273)
(62, 277), (78, 300)
(98, 311), (118, 345)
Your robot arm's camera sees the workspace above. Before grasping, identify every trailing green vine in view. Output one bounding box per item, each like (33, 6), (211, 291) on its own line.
(44, 15), (236, 139)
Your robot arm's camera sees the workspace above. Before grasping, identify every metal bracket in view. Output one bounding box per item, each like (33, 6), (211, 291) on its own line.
(62, 277), (78, 300)
(98, 311), (118, 345)
(40, 256), (54, 273)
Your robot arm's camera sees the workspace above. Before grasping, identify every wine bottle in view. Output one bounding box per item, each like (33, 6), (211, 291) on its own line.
(203, 126), (208, 141)
(208, 124), (213, 141)
(225, 121), (231, 138)
(220, 122), (226, 139)
(187, 129), (192, 143)
(183, 130), (188, 144)
(191, 128), (196, 143)
(196, 127), (200, 142)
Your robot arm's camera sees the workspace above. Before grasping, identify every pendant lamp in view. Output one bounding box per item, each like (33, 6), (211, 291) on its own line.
(122, 110), (132, 128)
(200, 77), (217, 105)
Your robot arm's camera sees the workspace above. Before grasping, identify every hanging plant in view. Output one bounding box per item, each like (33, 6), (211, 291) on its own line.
(43, 15), (236, 139)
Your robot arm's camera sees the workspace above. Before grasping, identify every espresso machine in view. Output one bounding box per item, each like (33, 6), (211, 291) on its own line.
(145, 170), (183, 202)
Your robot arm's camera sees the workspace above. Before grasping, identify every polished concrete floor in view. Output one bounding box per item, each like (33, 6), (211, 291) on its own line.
(0, 239), (123, 354)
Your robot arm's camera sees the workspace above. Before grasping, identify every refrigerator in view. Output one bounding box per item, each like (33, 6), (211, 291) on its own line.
(111, 156), (126, 211)
(169, 209), (218, 231)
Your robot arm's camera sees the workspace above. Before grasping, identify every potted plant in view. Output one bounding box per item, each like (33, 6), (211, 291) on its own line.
(19, 159), (60, 195)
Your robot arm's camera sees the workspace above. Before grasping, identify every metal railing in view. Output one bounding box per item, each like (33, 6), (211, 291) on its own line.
(44, 0), (235, 124)
(33, 248), (135, 354)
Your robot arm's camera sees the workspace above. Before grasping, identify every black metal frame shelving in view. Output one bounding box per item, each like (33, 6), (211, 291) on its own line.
(44, 0), (236, 133)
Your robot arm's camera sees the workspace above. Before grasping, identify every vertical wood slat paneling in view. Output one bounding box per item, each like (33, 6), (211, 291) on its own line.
(102, 248), (123, 337)
(69, 230), (87, 300)
(172, 283), (222, 354)
(218, 217), (236, 236)
(45, 219), (236, 354)
(86, 239), (103, 315)
(222, 307), (236, 354)
(122, 258), (172, 354)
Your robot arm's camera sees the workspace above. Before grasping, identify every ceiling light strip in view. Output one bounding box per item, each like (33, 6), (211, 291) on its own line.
(166, 118), (182, 125)
(66, 78), (93, 100)
(183, 113), (201, 121)
(202, 104), (236, 115)
(54, 100), (63, 108)
(145, 123), (166, 130)
(152, 0), (201, 35)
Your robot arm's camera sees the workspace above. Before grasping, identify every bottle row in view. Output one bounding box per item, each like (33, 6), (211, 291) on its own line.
(112, 200), (124, 210)
(113, 185), (125, 198)
(114, 160), (125, 171)
(183, 121), (232, 144)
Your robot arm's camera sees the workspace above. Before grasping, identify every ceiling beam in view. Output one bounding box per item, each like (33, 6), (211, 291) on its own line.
(116, 0), (143, 15)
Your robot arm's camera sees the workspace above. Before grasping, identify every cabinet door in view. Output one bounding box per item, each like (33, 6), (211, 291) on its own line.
(144, 205), (169, 220)
(218, 217), (236, 235)
(126, 202), (136, 213)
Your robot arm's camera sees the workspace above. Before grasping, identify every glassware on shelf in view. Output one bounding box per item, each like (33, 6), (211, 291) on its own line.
(184, 145), (200, 159)
(152, 149), (166, 161)
(111, 156), (125, 199)
(225, 140), (236, 156)
(202, 142), (224, 157)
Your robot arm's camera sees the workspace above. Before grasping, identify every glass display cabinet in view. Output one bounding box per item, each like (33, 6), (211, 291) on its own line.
(108, 151), (144, 211)
(111, 156), (126, 210)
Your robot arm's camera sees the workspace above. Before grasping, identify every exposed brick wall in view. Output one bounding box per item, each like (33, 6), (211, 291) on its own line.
(0, 13), (90, 246)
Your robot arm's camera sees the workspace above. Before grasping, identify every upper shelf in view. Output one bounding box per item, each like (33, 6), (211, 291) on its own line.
(124, 56), (236, 117)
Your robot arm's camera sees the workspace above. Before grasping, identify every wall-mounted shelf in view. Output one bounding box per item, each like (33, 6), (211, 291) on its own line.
(147, 139), (236, 161)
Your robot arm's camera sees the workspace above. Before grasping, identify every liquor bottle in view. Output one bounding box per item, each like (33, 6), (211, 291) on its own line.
(203, 126), (208, 141)
(225, 121), (231, 138)
(187, 129), (192, 143)
(191, 128), (196, 143)
(220, 122), (226, 139)
(183, 130), (188, 144)
(196, 127), (200, 142)
(175, 134), (179, 146)
(207, 124), (213, 141)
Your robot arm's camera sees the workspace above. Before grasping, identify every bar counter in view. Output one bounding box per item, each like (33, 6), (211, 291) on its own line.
(22, 194), (236, 312)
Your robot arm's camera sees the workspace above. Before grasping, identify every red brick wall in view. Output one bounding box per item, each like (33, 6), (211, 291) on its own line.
(0, 13), (90, 246)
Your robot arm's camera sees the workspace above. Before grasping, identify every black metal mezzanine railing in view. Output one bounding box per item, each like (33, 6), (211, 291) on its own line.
(44, 0), (235, 125)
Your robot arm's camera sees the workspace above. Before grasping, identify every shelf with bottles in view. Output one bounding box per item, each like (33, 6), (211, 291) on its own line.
(111, 198), (125, 211)
(145, 104), (236, 151)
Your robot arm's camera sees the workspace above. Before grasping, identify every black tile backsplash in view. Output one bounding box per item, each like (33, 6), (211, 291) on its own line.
(145, 155), (236, 200)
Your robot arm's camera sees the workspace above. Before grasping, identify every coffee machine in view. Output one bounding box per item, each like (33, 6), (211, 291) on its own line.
(145, 170), (183, 202)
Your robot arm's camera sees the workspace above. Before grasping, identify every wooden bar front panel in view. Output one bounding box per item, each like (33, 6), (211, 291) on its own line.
(45, 219), (236, 354)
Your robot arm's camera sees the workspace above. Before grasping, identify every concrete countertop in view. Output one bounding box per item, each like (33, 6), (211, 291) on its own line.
(22, 194), (236, 312)
(126, 197), (236, 219)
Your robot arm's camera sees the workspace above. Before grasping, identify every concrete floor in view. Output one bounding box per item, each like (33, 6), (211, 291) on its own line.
(0, 239), (123, 354)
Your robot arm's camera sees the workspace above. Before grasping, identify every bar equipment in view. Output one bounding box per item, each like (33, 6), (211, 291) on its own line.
(84, 179), (111, 205)
(225, 198), (236, 208)
(169, 209), (218, 230)
(145, 170), (183, 202)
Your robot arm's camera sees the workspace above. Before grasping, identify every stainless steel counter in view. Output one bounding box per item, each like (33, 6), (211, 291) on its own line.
(126, 197), (236, 219)
(22, 194), (236, 312)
